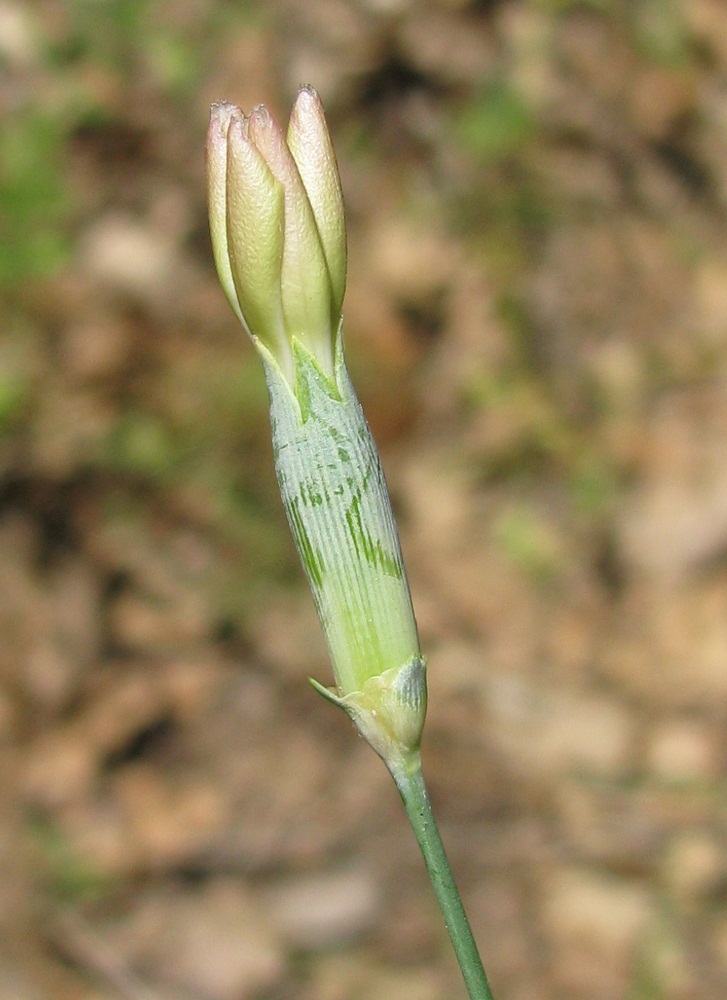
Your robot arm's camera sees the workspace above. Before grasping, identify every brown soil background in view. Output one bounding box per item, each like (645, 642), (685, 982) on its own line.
(2, 2), (726, 998)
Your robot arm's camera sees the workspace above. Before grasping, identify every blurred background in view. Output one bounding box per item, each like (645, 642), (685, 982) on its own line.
(2, 1), (727, 998)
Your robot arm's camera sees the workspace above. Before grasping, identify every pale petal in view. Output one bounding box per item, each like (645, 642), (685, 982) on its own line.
(206, 102), (245, 326)
(287, 87), (347, 319)
(248, 105), (334, 378)
(225, 115), (289, 372)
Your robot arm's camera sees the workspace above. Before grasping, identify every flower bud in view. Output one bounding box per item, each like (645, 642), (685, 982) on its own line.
(206, 88), (346, 385)
(207, 89), (426, 762)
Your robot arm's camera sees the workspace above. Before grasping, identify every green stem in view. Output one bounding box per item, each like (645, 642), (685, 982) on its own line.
(389, 750), (496, 1000)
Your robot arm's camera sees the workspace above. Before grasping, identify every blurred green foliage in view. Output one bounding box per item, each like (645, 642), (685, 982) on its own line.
(494, 504), (562, 584)
(104, 411), (182, 480)
(630, 0), (690, 66)
(0, 112), (73, 289)
(0, 330), (32, 438)
(454, 82), (535, 164)
(32, 816), (111, 905)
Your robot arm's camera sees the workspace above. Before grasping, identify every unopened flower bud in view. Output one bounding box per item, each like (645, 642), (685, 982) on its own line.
(207, 88), (426, 763)
(206, 87), (346, 385)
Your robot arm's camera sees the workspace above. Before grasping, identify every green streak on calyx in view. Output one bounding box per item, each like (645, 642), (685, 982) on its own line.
(287, 494), (324, 588)
(345, 491), (403, 579)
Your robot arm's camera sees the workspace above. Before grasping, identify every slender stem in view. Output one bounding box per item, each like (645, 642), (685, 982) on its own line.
(389, 750), (495, 1000)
